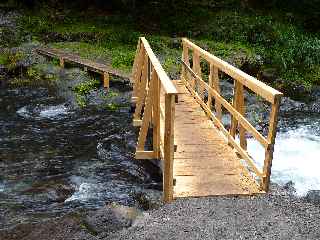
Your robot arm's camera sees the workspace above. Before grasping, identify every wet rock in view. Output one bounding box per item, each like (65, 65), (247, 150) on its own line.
(304, 190), (320, 205)
(133, 189), (162, 210)
(22, 181), (75, 203)
(260, 68), (277, 83)
(0, 213), (98, 240)
(280, 97), (306, 112)
(85, 203), (141, 236)
(283, 181), (296, 193)
(170, 38), (181, 49)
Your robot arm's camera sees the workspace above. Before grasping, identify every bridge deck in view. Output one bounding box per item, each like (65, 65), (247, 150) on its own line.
(172, 81), (261, 198)
(37, 47), (130, 79)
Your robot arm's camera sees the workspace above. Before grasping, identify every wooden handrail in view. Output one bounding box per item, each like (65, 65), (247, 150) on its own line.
(132, 37), (177, 202)
(140, 38), (178, 95)
(181, 38), (283, 191)
(182, 38), (282, 104)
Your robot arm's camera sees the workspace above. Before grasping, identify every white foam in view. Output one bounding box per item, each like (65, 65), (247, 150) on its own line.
(247, 126), (320, 195)
(16, 106), (31, 118)
(17, 104), (69, 119)
(39, 105), (68, 119)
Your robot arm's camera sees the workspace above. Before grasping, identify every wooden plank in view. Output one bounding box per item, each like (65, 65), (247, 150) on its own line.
(182, 81), (263, 177)
(182, 38), (283, 104)
(172, 82), (262, 199)
(136, 151), (156, 159)
(182, 62), (269, 148)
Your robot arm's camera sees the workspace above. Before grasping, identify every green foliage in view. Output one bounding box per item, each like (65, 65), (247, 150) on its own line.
(72, 78), (100, 107)
(26, 67), (41, 80)
(19, 4), (320, 98)
(0, 51), (25, 69)
(51, 58), (60, 66)
(75, 94), (87, 108)
(111, 50), (135, 70)
(19, 15), (53, 34)
(105, 103), (119, 111)
(0, 53), (9, 65)
(73, 78), (100, 95)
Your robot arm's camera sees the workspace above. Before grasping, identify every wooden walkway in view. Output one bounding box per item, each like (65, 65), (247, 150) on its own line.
(172, 81), (260, 198)
(132, 37), (283, 202)
(37, 47), (130, 88)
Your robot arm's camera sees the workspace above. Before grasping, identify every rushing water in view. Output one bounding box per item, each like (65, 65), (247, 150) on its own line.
(247, 112), (320, 195)
(0, 80), (160, 229)
(1, 73), (320, 230)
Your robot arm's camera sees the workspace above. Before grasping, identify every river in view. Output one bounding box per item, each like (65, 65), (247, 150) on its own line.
(0, 77), (161, 229)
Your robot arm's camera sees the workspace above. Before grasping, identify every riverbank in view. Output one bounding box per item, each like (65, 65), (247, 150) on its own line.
(1, 184), (320, 240)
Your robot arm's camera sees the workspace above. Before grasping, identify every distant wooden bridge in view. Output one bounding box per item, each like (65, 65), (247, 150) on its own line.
(37, 38), (283, 203)
(131, 37), (282, 202)
(36, 47), (130, 88)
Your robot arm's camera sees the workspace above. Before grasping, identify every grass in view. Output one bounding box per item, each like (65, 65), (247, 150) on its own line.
(17, 4), (320, 99)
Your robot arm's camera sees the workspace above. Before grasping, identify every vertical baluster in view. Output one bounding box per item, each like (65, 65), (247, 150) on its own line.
(238, 84), (247, 150)
(207, 63), (214, 109)
(212, 65), (222, 121)
(133, 53), (148, 123)
(153, 74), (161, 159)
(192, 51), (200, 91)
(132, 43), (144, 102)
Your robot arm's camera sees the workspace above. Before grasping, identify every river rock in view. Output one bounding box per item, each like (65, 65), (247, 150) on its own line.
(280, 97), (306, 112)
(133, 189), (162, 210)
(85, 203), (141, 236)
(260, 68), (277, 83)
(304, 190), (320, 205)
(0, 213), (98, 240)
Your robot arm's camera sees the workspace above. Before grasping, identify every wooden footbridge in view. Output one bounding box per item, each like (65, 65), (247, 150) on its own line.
(131, 37), (282, 202)
(37, 38), (283, 203)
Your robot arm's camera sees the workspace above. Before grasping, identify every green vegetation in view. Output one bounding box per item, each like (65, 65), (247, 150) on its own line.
(0, 51), (25, 69)
(16, 2), (320, 99)
(73, 78), (100, 95)
(72, 78), (100, 107)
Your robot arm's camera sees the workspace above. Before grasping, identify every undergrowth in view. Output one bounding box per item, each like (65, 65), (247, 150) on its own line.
(17, 3), (320, 99)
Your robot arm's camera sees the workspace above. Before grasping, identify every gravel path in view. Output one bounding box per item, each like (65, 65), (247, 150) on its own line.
(107, 185), (320, 240)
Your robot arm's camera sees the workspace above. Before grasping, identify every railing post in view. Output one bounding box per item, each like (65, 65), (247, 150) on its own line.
(163, 93), (175, 203)
(181, 41), (189, 83)
(262, 96), (281, 191)
(103, 72), (110, 89)
(59, 57), (64, 68)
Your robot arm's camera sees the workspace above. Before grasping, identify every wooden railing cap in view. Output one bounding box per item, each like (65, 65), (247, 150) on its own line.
(182, 38), (283, 104)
